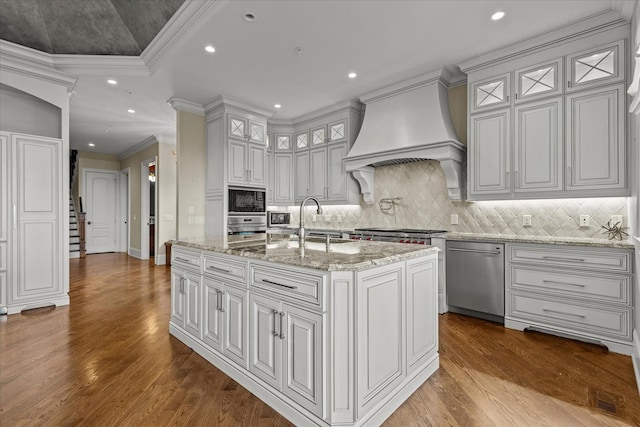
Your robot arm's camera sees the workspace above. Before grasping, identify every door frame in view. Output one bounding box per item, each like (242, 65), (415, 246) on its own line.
(119, 168), (130, 254)
(141, 157), (158, 261)
(81, 168), (120, 254)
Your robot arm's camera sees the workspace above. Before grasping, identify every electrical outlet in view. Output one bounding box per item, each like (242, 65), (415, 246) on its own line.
(579, 215), (590, 227)
(611, 215), (623, 226)
(522, 215), (532, 226)
(325, 215), (332, 223)
(312, 214), (317, 222)
(450, 214), (459, 225)
(336, 215), (343, 223)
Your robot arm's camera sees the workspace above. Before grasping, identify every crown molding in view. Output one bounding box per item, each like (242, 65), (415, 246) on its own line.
(117, 135), (158, 161)
(141, 0), (229, 74)
(167, 97), (205, 116)
(0, 40), (77, 92)
(611, 0), (636, 21)
(53, 55), (149, 76)
(204, 95), (273, 119)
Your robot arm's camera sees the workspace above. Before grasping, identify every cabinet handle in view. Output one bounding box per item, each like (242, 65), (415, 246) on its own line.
(179, 277), (184, 294)
(542, 308), (586, 319)
(175, 257), (191, 263)
(273, 309), (280, 337)
(506, 95), (509, 102)
(279, 312), (285, 339)
(542, 280), (586, 288)
(219, 291), (225, 312)
(207, 265), (231, 274)
(262, 279), (297, 290)
(542, 256), (585, 263)
(216, 289), (221, 310)
(568, 81), (571, 88)
(248, 170), (252, 182)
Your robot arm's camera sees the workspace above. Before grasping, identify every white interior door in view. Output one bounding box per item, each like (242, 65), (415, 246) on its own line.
(85, 170), (117, 254)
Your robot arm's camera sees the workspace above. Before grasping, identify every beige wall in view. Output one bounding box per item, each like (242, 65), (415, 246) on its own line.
(74, 151), (120, 212)
(448, 84), (467, 145)
(120, 144), (158, 254)
(157, 142), (177, 261)
(176, 110), (206, 240)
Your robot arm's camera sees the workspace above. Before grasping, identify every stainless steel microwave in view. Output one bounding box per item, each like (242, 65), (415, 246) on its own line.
(267, 211), (290, 227)
(228, 187), (266, 214)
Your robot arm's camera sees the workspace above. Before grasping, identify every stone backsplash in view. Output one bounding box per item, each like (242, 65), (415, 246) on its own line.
(274, 160), (628, 239)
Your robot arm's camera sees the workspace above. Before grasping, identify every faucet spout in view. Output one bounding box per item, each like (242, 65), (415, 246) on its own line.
(298, 196), (323, 244)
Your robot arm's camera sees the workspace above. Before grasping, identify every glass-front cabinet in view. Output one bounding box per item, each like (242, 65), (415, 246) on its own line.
(470, 73), (511, 113)
(515, 59), (562, 103)
(566, 40), (625, 92)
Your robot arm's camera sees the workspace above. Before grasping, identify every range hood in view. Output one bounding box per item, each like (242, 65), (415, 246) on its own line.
(344, 68), (466, 203)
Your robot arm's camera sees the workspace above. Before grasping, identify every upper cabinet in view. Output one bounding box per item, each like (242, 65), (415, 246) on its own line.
(227, 115), (267, 187)
(229, 115), (266, 145)
(310, 120), (347, 146)
(470, 73), (510, 113)
(463, 26), (629, 201)
(566, 40), (625, 92)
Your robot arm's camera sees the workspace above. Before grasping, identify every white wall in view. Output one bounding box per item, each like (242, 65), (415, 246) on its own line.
(0, 84), (61, 138)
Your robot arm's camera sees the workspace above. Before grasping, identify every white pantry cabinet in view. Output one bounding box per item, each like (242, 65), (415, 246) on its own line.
(228, 113), (267, 187)
(273, 152), (294, 205)
(169, 243), (439, 426)
(0, 132), (67, 314)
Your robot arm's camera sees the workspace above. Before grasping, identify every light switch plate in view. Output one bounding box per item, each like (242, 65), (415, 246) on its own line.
(523, 215), (532, 226)
(579, 215), (590, 227)
(450, 214), (459, 225)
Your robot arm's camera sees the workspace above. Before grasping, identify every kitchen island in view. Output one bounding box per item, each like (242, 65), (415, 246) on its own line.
(170, 234), (439, 426)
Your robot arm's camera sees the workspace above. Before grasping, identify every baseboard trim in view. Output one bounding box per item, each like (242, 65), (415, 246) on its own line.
(6, 296), (70, 315)
(632, 329), (640, 395)
(129, 247), (142, 259)
(156, 254), (166, 265)
(69, 252), (80, 259)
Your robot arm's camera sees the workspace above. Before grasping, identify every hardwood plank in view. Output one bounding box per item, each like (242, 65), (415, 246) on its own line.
(0, 253), (638, 426)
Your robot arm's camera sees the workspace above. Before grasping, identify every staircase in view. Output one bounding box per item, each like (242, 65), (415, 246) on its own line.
(69, 196), (80, 258)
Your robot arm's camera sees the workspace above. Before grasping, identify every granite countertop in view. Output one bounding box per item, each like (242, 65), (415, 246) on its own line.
(434, 232), (634, 249)
(173, 234), (438, 271)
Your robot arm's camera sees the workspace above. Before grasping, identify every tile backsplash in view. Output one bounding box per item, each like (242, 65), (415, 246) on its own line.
(277, 160), (627, 239)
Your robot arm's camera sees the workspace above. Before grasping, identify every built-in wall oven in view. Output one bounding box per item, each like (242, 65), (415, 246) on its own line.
(228, 187), (266, 235)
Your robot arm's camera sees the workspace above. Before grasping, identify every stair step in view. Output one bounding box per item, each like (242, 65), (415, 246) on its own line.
(70, 243), (80, 251)
(70, 236), (80, 244)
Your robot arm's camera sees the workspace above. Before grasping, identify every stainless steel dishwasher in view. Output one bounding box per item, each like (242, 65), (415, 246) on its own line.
(446, 241), (505, 323)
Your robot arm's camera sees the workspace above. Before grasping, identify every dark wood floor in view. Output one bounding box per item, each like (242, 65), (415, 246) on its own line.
(1, 253), (638, 426)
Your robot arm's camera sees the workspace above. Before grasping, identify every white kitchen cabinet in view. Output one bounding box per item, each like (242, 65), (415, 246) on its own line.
(228, 139), (266, 187)
(309, 147), (327, 199)
(170, 270), (185, 325)
(468, 109), (511, 197)
(171, 268), (201, 339)
(310, 119), (347, 146)
(295, 131), (309, 150)
(274, 134), (292, 151)
(327, 143), (349, 201)
(203, 277), (248, 369)
(0, 134), (6, 313)
(249, 293), (323, 417)
(514, 97), (563, 193)
(294, 150), (310, 201)
(470, 73), (511, 114)
(229, 115), (266, 145)
(6, 133), (66, 312)
(514, 59), (562, 103)
(273, 153), (294, 204)
(566, 84), (626, 193)
(505, 243), (634, 355)
(266, 148), (273, 204)
(295, 142), (351, 203)
(566, 40), (625, 92)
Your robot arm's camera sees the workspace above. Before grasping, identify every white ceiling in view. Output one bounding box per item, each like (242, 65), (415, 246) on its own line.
(63, 0), (633, 156)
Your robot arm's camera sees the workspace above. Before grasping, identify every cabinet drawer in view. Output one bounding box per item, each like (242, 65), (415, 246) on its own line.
(250, 263), (325, 307)
(508, 292), (631, 342)
(509, 245), (632, 273)
(203, 253), (248, 284)
(0, 241), (6, 271)
(509, 266), (630, 305)
(172, 247), (201, 270)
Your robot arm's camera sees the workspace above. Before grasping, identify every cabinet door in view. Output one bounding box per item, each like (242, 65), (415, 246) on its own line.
(266, 150), (273, 204)
(514, 98), (563, 193)
(0, 133), (7, 242)
(356, 265), (404, 412)
(567, 40), (625, 92)
(328, 120), (347, 143)
(228, 140), (248, 185)
(171, 270), (186, 326)
(223, 285), (249, 369)
(406, 257), (437, 375)
(515, 59), (562, 103)
(248, 120), (266, 145)
(470, 73), (511, 113)
(10, 135), (63, 304)
(311, 126), (326, 146)
(295, 131), (309, 150)
(229, 115), (247, 140)
(468, 109), (511, 197)
(327, 143), (348, 201)
(247, 144), (266, 186)
(249, 294), (282, 389)
(184, 271), (202, 338)
(274, 153), (293, 204)
(203, 277), (223, 351)
(309, 148), (327, 200)
(275, 134), (292, 151)
(294, 151), (309, 202)
(566, 84), (625, 192)
(282, 304), (323, 417)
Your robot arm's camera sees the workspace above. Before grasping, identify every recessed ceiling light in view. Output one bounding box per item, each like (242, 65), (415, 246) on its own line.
(107, 79), (117, 85)
(105, 129), (112, 133)
(205, 45), (216, 53)
(348, 72), (357, 79)
(88, 143), (95, 147)
(242, 12), (256, 22)
(491, 10), (505, 21)
(274, 104), (281, 109)
(128, 109), (135, 113)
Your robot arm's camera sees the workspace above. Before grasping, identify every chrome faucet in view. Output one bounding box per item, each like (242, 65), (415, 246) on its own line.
(298, 196), (323, 244)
